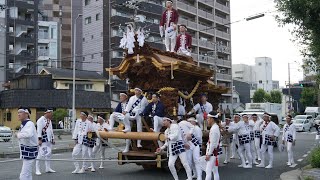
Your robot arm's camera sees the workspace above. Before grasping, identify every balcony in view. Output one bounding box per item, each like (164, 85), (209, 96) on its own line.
(38, 32), (49, 39)
(38, 49), (49, 57)
(178, 18), (197, 30)
(215, 16), (230, 26)
(216, 30), (231, 40)
(216, 45), (231, 54)
(198, 0), (214, 7)
(215, 2), (230, 14)
(198, 9), (214, 20)
(216, 59), (231, 67)
(177, 1), (197, 14)
(216, 73), (232, 81)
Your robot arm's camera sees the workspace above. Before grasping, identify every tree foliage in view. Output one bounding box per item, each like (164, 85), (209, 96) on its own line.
(253, 89), (283, 103)
(53, 108), (68, 125)
(300, 87), (318, 107)
(275, 0), (320, 80)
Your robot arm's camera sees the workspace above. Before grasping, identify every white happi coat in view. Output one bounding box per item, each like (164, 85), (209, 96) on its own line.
(228, 121), (253, 145)
(37, 116), (54, 143)
(220, 122), (234, 145)
(282, 123), (296, 142)
(125, 95), (148, 117)
(253, 119), (264, 134)
(161, 124), (184, 156)
(72, 119), (92, 144)
(18, 120), (38, 159)
(206, 124), (220, 156)
(260, 121), (280, 145)
(193, 125), (203, 145)
(193, 102), (213, 116)
(178, 121), (195, 148)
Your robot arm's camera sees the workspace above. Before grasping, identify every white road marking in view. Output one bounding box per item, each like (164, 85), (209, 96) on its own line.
(297, 159), (303, 162)
(290, 164), (298, 168)
(303, 154), (308, 157)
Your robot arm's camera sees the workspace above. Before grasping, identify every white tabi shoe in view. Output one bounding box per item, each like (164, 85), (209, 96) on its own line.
(35, 170), (41, 176)
(289, 163), (297, 168)
(91, 167), (96, 172)
(253, 161), (259, 165)
(287, 162), (291, 166)
(245, 160), (249, 164)
(46, 168), (56, 173)
(256, 163), (265, 168)
(223, 160), (229, 164)
(72, 168), (80, 174)
(99, 166), (104, 169)
(78, 168), (85, 174)
(123, 148), (130, 153)
(265, 164), (273, 169)
(258, 158), (261, 161)
(238, 164), (244, 167)
(88, 166), (92, 169)
(243, 164), (252, 169)
(137, 144), (142, 148)
(122, 129), (130, 133)
(230, 156), (235, 159)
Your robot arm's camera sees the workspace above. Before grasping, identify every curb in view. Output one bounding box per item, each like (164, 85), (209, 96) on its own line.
(280, 169), (302, 180)
(0, 143), (126, 158)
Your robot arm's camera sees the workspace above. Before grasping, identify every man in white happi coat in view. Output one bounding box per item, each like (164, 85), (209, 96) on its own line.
(257, 113), (280, 169)
(160, 0), (179, 52)
(187, 94), (213, 130)
(109, 92), (128, 131)
(220, 116), (234, 164)
(86, 115), (97, 172)
(92, 115), (112, 169)
(247, 114), (259, 165)
(282, 115), (297, 167)
(205, 112), (221, 180)
(123, 87), (148, 151)
(17, 107), (38, 180)
(227, 114), (254, 168)
(35, 108), (56, 175)
(157, 117), (192, 180)
(186, 117), (203, 180)
(71, 111), (93, 174)
(251, 114), (263, 161)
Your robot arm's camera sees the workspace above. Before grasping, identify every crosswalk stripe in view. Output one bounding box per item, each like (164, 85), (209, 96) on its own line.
(290, 164), (298, 168)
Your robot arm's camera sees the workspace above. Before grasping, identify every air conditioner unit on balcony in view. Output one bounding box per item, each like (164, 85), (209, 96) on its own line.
(9, 44), (14, 50)
(8, 63), (14, 69)
(9, 27), (14, 32)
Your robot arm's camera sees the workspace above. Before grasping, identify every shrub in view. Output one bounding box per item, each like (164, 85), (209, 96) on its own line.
(309, 147), (320, 168)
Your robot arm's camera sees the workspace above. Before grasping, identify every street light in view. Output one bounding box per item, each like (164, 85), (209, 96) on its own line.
(72, 14), (82, 129)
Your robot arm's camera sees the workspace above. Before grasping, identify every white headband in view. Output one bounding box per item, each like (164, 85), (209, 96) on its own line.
(187, 117), (197, 122)
(18, 109), (30, 114)
(207, 114), (219, 118)
(80, 112), (88, 116)
(163, 117), (174, 122)
(120, 93), (128, 97)
(45, 109), (53, 113)
(88, 115), (93, 119)
(134, 87), (142, 92)
(98, 116), (105, 122)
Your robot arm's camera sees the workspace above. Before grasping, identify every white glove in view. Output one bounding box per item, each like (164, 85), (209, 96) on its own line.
(159, 26), (164, 38)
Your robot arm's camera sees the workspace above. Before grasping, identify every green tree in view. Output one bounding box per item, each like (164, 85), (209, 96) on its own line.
(52, 108), (68, 128)
(275, 0), (320, 105)
(253, 89), (267, 103)
(300, 87), (318, 107)
(270, 90), (282, 103)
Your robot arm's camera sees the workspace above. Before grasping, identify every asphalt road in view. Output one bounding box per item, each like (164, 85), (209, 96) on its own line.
(0, 130), (318, 180)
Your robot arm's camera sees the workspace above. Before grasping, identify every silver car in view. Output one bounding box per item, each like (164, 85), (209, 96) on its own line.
(0, 126), (12, 142)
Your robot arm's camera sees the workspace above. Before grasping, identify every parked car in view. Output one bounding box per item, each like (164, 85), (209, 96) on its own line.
(294, 115), (314, 127)
(293, 118), (312, 132)
(0, 125), (12, 142)
(314, 115), (320, 126)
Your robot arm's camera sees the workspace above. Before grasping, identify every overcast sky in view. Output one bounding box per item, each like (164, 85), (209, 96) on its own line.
(230, 0), (304, 87)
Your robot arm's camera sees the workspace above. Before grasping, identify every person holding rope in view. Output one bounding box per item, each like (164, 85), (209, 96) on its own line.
(16, 107), (38, 180)
(86, 115), (97, 172)
(187, 93), (213, 130)
(205, 111), (221, 180)
(35, 108), (56, 175)
(92, 115), (112, 169)
(71, 111), (93, 174)
(157, 117), (192, 180)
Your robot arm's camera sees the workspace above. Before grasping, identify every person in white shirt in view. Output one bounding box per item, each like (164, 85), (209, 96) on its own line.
(92, 115), (112, 169)
(247, 115), (259, 165)
(227, 114), (254, 168)
(17, 107), (38, 180)
(123, 87), (148, 151)
(205, 112), (221, 180)
(71, 111), (93, 174)
(157, 117), (192, 180)
(257, 113), (280, 169)
(251, 114), (263, 162)
(109, 92), (128, 131)
(187, 94), (213, 130)
(86, 115), (97, 172)
(35, 108), (56, 175)
(282, 115), (297, 167)
(58, 120), (64, 129)
(220, 116), (234, 164)
(187, 117), (202, 180)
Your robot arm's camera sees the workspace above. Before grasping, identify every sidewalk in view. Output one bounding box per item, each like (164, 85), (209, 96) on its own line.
(0, 135), (126, 158)
(280, 167), (320, 180)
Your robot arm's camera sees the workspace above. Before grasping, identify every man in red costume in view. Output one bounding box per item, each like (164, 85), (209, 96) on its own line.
(160, 0), (179, 52)
(175, 24), (192, 56)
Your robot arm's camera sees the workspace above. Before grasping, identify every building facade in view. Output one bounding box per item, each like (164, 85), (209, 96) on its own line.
(37, 21), (58, 71)
(255, 57), (272, 92)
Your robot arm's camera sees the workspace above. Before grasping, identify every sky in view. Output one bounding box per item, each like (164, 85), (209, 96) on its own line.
(230, 0), (304, 87)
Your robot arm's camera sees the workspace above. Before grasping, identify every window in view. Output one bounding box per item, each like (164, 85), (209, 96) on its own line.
(96, 13), (100, 21)
(85, 17), (91, 24)
(83, 37), (85, 42)
(85, 0), (90, 6)
(91, 35), (94, 39)
(258, 62), (262, 66)
(6, 113), (12, 121)
(83, 57), (85, 61)
(259, 80), (262, 84)
(85, 84), (93, 90)
(91, 54), (94, 59)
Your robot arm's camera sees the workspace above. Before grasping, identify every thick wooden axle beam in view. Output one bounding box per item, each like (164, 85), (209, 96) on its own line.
(98, 131), (165, 141)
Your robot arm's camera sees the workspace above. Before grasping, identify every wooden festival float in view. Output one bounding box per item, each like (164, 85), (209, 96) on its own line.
(97, 39), (229, 169)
